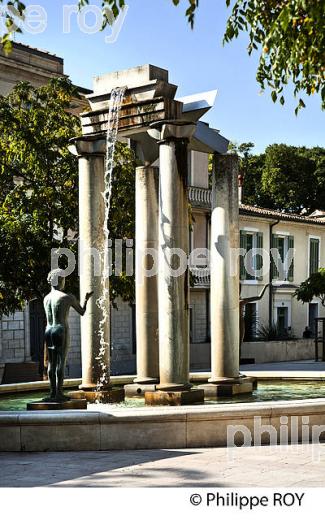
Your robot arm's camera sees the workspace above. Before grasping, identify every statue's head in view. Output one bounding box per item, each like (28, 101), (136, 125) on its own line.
(47, 269), (66, 290)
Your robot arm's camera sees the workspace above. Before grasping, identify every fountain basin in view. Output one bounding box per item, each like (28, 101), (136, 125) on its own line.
(1, 396), (325, 451)
(1, 380), (325, 451)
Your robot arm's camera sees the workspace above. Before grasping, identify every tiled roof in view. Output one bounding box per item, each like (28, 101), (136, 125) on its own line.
(240, 204), (325, 225)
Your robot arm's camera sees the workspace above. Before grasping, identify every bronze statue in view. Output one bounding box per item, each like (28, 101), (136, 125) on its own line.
(43, 269), (93, 402)
(239, 283), (269, 351)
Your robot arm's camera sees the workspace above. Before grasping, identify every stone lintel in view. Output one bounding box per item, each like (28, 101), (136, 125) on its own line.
(145, 389), (204, 406)
(81, 98), (183, 138)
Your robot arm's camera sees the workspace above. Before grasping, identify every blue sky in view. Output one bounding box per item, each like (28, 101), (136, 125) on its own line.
(15, 0), (324, 153)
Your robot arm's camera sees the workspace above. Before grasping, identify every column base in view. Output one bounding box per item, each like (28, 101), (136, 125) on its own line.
(245, 376), (258, 390)
(133, 376), (159, 384)
(125, 383), (158, 398)
(68, 387), (125, 404)
(27, 399), (87, 411)
(156, 383), (192, 391)
(145, 389), (204, 406)
(199, 376), (254, 398)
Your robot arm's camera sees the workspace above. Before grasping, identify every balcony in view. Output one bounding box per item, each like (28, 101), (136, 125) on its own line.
(190, 267), (211, 288)
(188, 186), (212, 210)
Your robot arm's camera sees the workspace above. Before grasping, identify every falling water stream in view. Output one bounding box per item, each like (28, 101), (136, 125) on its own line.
(96, 86), (126, 397)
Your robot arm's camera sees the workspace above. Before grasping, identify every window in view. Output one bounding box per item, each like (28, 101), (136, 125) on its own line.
(240, 230), (263, 280)
(244, 303), (257, 341)
(271, 234), (294, 282)
(309, 238), (320, 275)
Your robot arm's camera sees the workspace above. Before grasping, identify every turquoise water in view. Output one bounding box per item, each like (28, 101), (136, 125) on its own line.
(1, 381), (325, 411)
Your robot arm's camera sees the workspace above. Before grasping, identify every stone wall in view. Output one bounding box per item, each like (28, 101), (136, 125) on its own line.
(111, 300), (136, 375)
(242, 339), (315, 364)
(190, 290), (209, 344)
(66, 310), (82, 377)
(0, 311), (27, 363)
(66, 298), (136, 377)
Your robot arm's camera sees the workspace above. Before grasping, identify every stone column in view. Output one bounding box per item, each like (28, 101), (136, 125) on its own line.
(134, 165), (159, 384)
(76, 139), (108, 390)
(69, 138), (124, 403)
(146, 122), (204, 405)
(200, 154), (253, 397)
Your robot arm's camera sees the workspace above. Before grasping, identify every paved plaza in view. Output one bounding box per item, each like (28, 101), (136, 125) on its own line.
(1, 443), (325, 487)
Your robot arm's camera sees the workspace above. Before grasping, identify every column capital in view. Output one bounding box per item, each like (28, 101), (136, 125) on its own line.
(147, 120), (196, 143)
(69, 136), (106, 157)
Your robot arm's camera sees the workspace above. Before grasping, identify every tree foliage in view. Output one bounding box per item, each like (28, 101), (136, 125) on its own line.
(0, 79), (136, 317)
(295, 269), (325, 307)
(237, 143), (325, 213)
(108, 141), (136, 305)
(82, 0), (325, 111)
(223, 0), (325, 113)
(0, 78), (81, 316)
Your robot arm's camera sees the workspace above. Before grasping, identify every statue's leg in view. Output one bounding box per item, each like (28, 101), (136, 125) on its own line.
(42, 347), (57, 402)
(56, 332), (70, 402)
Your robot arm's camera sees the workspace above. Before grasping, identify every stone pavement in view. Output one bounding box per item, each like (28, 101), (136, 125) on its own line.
(1, 443), (325, 487)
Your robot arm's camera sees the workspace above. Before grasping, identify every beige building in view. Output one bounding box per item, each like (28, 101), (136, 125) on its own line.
(0, 42), (64, 95)
(238, 206), (325, 340)
(0, 42), (90, 113)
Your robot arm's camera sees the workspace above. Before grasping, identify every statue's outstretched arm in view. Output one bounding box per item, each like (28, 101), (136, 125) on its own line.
(69, 292), (93, 316)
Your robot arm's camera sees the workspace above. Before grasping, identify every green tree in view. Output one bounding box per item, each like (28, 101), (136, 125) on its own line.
(0, 78), (81, 316)
(236, 143), (325, 213)
(295, 269), (325, 307)
(0, 79), (136, 316)
(260, 144), (325, 213)
(1, 1), (323, 109)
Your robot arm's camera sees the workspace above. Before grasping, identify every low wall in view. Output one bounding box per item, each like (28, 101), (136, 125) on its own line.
(1, 400), (325, 451)
(242, 339), (315, 364)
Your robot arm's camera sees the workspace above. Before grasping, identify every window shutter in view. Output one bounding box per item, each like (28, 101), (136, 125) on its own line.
(256, 232), (263, 281)
(287, 235), (294, 282)
(271, 234), (279, 280)
(310, 239), (319, 275)
(240, 231), (247, 280)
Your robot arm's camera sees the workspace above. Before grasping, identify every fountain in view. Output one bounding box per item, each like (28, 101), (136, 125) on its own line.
(67, 64), (253, 406)
(7, 64), (323, 452)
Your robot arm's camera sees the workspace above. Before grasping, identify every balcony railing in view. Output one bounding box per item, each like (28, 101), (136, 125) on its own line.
(188, 186), (212, 209)
(190, 267), (211, 288)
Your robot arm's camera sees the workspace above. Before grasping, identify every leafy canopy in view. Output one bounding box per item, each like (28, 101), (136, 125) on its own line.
(0, 78), (81, 315)
(77, 0), (325, 112)
(295, 269), (325, 307)
(0, 79), (136, 317)
(234, 143), (325, 214)
(1, 1), (324, 110)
